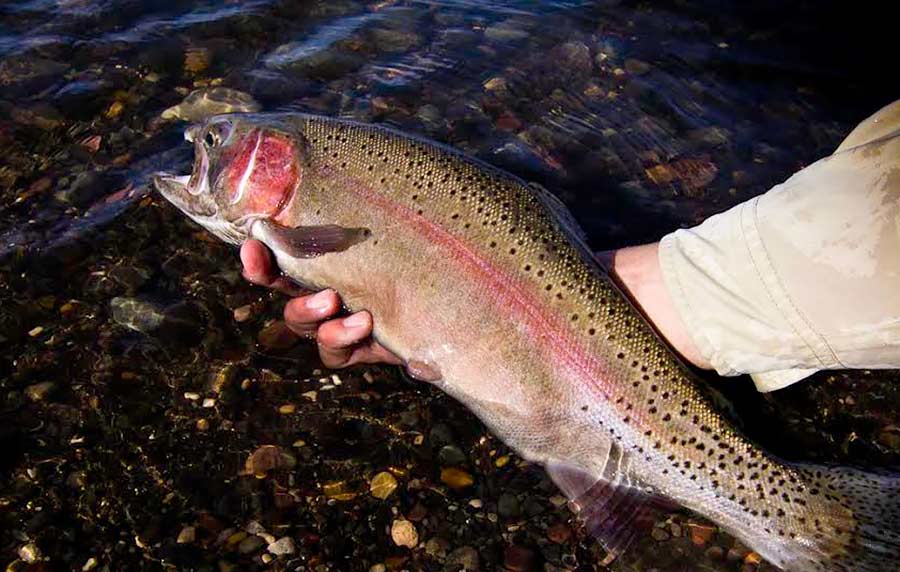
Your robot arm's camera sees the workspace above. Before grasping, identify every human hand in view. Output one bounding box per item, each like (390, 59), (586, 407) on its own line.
(240, 240), (403, 368)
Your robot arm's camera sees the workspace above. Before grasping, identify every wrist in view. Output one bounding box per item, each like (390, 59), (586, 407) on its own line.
(605, 243), (712, 370)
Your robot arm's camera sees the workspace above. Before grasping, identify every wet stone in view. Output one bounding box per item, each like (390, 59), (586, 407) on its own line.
(322, 480), (359, 501)
(689, 126), (732, 147)
(437, 445), (467, 466)
(624, 58), (652, 75)
(877, 425), (900, 451)
(484, 19), (531, 42)
(368, 27), (422, 53)
(268, 44), (364, 80)
(176, 526), (196, 544)
(407, 502), (427, 522)
(184, 46), (211, 75)
(369, 471), (399, 500)
(257, 321), (297, 351)
(54, 171), (107, 208)
(161, 88), (261, 122)
(109, 297), (205, 344)
(0, 56), (68, 88)
(706, 545), (725, 560)
(440, 467), (474, 490)
(109, 298), (165, 334)
(553, 42), (593, 77)
(237, 534), (266, 554)
(108, 265), (151, 293)
(688, 523), (715, 546)
(417, 104), (443, 126)
(727, 546), (748, 562)
(444, 545), (479, 572)
(546, 522), (572, 544)
(243, 445), (297, 476)
(391, 519), (418, 549)
(522, 496), (544, 517)
(483, 76), (508, 93)
(17, 543), (41, 563)
(267, 536), (295, 555)
(425, 537), (450, 560)
(429, 423), (455, 448)
(233, 304), (253, 322)
(503, 545), (537, 572)
(497, 493), (520, 519)
(25, 382), (57, 402)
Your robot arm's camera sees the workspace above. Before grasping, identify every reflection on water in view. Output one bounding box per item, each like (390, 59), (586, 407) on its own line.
(1, 1), (898, 571)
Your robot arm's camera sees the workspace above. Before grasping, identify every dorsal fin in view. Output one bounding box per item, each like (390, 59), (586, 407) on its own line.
(528, 182), (590, 245)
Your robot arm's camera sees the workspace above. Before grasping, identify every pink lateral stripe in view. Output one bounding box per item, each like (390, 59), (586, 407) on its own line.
(339, 169), (623, 402)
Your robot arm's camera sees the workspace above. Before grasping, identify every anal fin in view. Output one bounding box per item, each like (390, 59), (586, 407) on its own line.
(547, 460), (673, 564)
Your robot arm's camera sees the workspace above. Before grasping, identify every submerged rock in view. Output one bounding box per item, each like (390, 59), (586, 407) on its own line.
(161, 87), (261, 122)
(484, 19), (531, 42)
(498, 493), (521, 518)
(440, 467), (474, 490)
(503, 545), (537, 572)
(391, 519), (418, 549)
(445, 546), (479, 572)
(109, 297), (204, 343)
(267, 536), (295, 555)
(242, 445), (297, 476)
(437, 444), (466, 466)
(369, 471), (399, 499)
(110, 297), (166, 333)
(24, 382), (57, 402)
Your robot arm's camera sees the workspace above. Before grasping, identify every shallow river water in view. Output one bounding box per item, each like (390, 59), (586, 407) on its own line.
(1, 1), (898, 571)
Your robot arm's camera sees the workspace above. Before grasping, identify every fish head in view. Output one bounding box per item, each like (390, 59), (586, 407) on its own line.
(154, 114), (303, 244)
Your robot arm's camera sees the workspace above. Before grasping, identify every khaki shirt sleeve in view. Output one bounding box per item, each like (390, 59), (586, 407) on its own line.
(659, 99), (900, 392)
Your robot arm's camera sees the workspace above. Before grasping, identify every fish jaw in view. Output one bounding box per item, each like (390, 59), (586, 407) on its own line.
(153, 172), (215, 218)
(153, 127), (213, 214)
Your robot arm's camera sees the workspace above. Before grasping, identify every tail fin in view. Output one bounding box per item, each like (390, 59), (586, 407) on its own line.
(823, 466), (900, 571)
(789, 465), (900, 572)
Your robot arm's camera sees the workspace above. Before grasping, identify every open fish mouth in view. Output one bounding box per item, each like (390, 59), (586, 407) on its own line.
(155, 127), (210, 197)
(152, 125), (218, 218)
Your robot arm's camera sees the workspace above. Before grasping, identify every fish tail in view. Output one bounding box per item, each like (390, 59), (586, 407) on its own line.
(784, 464), (900, 572)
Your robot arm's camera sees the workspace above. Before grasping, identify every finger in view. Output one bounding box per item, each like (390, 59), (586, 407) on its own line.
(283, 290), (341, 337)
(345, 342), (404, 367)
(240, 240), (305, 296)
(240, 240), (276, 285)
(315, 311), (373, 368)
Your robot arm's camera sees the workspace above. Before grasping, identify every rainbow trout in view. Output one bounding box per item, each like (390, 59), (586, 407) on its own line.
(155, 113), (899, 571)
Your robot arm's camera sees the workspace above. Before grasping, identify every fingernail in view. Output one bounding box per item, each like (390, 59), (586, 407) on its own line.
(305, 290), (332, 311)
(342, 312), (368, 329)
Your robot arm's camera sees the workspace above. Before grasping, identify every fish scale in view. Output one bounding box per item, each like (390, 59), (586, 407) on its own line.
(155, 113), (900, 572)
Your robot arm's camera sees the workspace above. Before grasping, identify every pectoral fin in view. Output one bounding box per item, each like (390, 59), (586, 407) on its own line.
(546, 460), (673, 564)
(258, 219), (370, 258)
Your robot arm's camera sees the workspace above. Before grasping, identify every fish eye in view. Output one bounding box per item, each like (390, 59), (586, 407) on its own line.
(203, 121), (232, 148)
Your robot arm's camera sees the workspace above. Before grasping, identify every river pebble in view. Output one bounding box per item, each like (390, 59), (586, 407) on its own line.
(369, 471), (399, 499)
(267, 536), (295, 555)
(445, 545), (480, 571)
(391, 519), (418, 549)
(25, 382), (57, 402)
